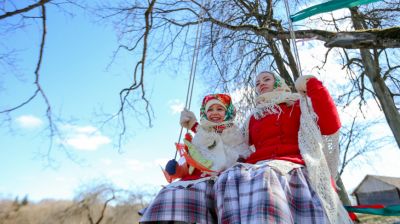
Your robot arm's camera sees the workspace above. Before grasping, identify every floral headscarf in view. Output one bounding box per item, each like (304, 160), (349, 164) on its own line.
(253, 71), (300, 119)
(256, 71), (291, 95)
(199, 94), (236, 124)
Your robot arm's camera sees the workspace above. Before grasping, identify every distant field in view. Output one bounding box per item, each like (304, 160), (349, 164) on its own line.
(0, 199), (145, 224)
(3, 195), (400, 224)
(0, 184), (154, 224)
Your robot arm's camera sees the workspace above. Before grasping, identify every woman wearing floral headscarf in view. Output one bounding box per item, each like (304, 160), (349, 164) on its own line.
(140, 93), (251, 223)
(213, 72), (353, 224)
(183, 93), (251, 174)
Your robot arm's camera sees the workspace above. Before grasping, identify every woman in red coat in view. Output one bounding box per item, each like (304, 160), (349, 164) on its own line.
(214, 71), (353, 224)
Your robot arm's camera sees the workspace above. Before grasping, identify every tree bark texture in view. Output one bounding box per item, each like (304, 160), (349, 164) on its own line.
(350, 8), (400, 148)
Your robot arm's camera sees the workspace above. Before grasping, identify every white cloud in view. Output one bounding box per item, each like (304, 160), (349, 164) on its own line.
(168, 99), (184, 114)
(16, 115), (43, 129)
(62, 125), (111, 151)
(293, 42), (348, 87)
(125, 159), (154, 172)
(55, 177), (68, 182)
(66, 134), (110, 151)
(100, 158), (113, 166)
(74, 126), (98, 133)
(105, 169), (124, 178)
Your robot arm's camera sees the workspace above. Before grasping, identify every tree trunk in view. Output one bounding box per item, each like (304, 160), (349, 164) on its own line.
(336, 176), (352, 206)
(361, 52), (400, 147)
(350, 8), (400, 148)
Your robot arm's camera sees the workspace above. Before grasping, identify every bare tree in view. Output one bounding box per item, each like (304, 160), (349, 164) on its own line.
(58, 182), (151, 224)
(0, 183), (152, 224)
(0, 1), (52, 133)
(95, 0), (399, 148)
(338, 115), (390, 176)
(74, 185), (116, 224)
(2, 1), (399, 160)
(0, 0), (85, 162)
(348, 6), (400, 147)
(316, 1), (400, 148)
(334, 111), (392, 206)
(0, 2), (52, 110)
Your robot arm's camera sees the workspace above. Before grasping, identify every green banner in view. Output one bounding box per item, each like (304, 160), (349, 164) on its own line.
(290, 0), (383, 22)
(345, 205), (400, 216)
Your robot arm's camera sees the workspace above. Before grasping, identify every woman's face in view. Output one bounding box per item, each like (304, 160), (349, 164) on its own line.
(206, 104), (226, 123)
(256, 72), (275, 94)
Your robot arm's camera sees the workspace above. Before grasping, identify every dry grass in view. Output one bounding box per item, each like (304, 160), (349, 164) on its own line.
(0, 184), (153, 224)
(356, 213), (400, 224)
(0, 199), (146, 224)
(3, 201), (400, 224)
(5, 186), (399, 224)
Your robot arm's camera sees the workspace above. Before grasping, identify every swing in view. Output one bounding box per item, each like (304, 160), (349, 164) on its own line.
(161, 2), (218, 183)
(161, 0), (312, 184)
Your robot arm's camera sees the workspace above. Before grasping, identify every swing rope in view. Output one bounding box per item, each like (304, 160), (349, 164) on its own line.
(283, 0), (303, 77)
(283, 0), (316, 112)
(174, 2), (206, 160)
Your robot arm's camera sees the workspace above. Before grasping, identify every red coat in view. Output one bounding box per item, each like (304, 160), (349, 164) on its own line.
(245, 78), (341, 165)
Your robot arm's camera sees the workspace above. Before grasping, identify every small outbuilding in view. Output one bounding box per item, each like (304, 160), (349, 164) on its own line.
(352, 175), (400, 206)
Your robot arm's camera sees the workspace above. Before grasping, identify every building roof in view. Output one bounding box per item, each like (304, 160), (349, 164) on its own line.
(352, 175), (400, 195)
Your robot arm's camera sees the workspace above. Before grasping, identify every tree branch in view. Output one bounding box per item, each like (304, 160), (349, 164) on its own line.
(115, 0), (156, 148)
(0, 0), (51, 20)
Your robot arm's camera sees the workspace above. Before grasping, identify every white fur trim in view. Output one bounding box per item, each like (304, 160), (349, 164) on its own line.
(192, 125), (252, 172)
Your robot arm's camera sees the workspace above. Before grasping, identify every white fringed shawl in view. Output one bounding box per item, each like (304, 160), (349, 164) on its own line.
(298, 96), (352, 224)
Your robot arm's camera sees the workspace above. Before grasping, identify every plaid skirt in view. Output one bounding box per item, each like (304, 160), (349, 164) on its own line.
(139, 179), (217, 223)
(214, 163), (329, 224)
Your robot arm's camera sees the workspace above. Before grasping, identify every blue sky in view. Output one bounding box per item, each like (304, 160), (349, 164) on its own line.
(1, 3), (399, 202)
(0, 4), (205, 201)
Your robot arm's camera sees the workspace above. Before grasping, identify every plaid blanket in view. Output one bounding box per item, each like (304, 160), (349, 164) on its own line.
(141, 162), (331, 223)
(214, 163), (328, 224)
(140, 179), (217, 223)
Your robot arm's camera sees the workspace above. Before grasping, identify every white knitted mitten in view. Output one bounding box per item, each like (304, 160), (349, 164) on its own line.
(180, 108), (197, 129)
(295, 75), (315, 95)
